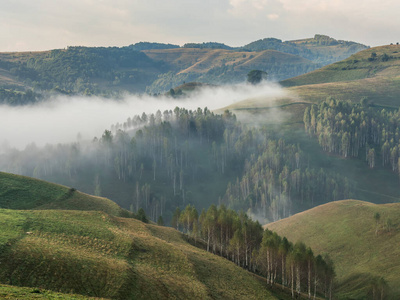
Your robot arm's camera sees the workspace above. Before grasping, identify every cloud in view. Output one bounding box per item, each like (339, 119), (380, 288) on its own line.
(267, 14), (279, 20)
(1, 0), (399, 52)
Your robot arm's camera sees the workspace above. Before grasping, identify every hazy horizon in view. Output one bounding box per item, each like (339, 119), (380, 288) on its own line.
(2, 0), (400, 52)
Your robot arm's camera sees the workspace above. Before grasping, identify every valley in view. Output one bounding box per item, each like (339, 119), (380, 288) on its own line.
(0, 35), (399, 299)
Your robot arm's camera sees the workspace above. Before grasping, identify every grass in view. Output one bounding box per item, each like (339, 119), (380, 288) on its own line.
(144, 48), (315, 75)
(0, 172), (131, 217)
(277, 44), (400, 107)
(226, 45), (400, 115)
(0, 207), (281, 299)
(0, 171), (283, 299)
(266, 200), (400, 299)
(0, 284), (105, 299)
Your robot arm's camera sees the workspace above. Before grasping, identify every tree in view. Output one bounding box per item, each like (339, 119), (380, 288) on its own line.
(171, 207), (181, 229)
(157, 215), (164, 226)
(137, 208), (148, 223)
(247, 70), (267, 85)
(94, 174), (101, 196)
(374, 212), (381, 235)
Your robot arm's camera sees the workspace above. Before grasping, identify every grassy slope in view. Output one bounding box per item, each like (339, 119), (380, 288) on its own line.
(144, 48), (314, 75)
(280, 45), (400, 107)
(0, 284), (104, 299)
(0, 172), (282, 299)
(0, 208), (280, 300)
(265, 200), (400, 299)
(0, 172), (129, 217)
(224, 45), (400, 120)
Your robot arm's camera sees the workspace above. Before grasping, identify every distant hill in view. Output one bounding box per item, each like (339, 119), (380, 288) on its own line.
(183, 42), (233, 50)
(144, 48), (318, 92)
(266, 200), (400, 300)
(0, 34), (366, 102)
(280, 44), (400, 107)
(242, 34), (368, 65)
(128, 42), (180, 51)
(224, 44), (400, 121)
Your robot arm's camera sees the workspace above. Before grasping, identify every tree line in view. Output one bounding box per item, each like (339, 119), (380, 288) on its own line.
(223, 137), (353, 221)
(173, 204), (335, 299)
(304, 98), (400, 175)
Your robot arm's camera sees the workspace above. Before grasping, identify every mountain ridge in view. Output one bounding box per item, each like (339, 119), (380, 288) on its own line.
(0, 34), (366, 103)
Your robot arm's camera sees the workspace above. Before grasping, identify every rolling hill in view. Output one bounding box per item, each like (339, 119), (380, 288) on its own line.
(224, 44), (400, 117)
(0, 171), (286, 299)
(122, 47), (319, 92)
(280, 44), (400, 107)
(0, 34), (366, 102)
(0, 172), (131, 217)
(0, 284), (103, 299)
(0, 209), (281, 299)
(265, 200), (400, 299)
(243, 34), (368, 65)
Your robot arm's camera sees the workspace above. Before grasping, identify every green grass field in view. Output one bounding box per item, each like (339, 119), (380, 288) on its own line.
(0, 284), (105, 299)
(266, 200), (400, 299)
(0, 208), (282, 299)
(0, 172), (131, 217)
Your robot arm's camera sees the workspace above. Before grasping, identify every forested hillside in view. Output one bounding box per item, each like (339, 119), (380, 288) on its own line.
(304, 98), (400, 179)
(174, 203), (335, 299)
(242, 34), (367, 65)
(0, 107), (356, 225)
(0, 34), (366, 104)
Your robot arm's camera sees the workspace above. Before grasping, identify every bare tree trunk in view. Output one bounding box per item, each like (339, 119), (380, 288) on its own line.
(291, 262), (294, 299)
(282, 255), (285, 288)
(308, 259), (311, 299)
(296, 264), (301, 295)
(313, 276), (317, 300)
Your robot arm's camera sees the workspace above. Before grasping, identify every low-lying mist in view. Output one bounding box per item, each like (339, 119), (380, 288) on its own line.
(1, 82), (288, 150)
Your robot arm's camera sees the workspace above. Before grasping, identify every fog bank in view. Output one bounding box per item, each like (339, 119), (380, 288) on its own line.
(1, 82), (288, 150)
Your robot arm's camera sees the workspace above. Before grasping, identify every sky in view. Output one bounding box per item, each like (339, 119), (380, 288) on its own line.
(1, 0), (399, 52)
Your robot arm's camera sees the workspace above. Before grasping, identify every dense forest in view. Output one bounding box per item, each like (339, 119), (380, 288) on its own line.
(0, 107), (353, 225)
(172, 204), (336, 299)
(304, 98), (400, 176)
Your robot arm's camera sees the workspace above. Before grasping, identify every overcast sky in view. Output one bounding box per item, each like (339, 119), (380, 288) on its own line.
(1, 0), (399, 52)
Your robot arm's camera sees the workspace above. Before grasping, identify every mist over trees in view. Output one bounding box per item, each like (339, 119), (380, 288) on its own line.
(0, 106), (354, 225)
(304, 97), (400, 178)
